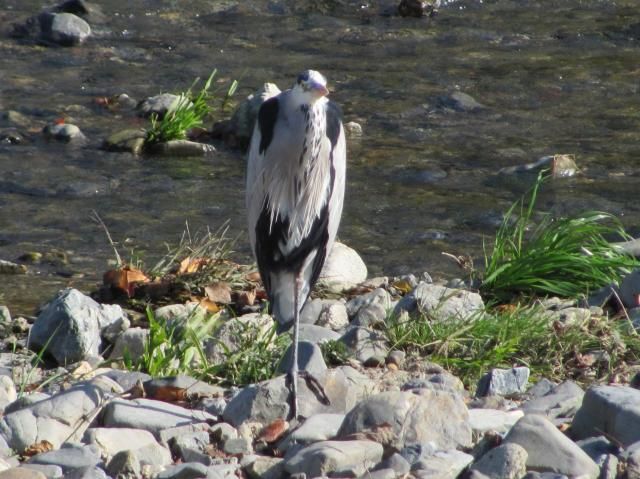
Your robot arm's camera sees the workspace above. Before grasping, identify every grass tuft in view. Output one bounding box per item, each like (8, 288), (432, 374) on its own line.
(481, 171), (639, 302)
(386, 304), (640, 390)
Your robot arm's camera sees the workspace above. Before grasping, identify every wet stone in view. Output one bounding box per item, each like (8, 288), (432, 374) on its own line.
(38, 12), (91, 46)
(137, 93), (186, 119)
(102, 129), (146, 155)
(42, 123), (85, 143)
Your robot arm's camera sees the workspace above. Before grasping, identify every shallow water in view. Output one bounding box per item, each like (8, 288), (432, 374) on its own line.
(1, 0), (640, 314)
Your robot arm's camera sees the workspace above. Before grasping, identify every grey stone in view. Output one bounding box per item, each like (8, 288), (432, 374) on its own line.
(412, 449), (474, 478)
(469, 443), (527, 479)
(83, 427), (171, 465)
(155, 462), (209, 479)
(339, 390), (472, 450)
(624, 441), (640, 479)
(107, 327), (148, 361)
(210, 423), (238, 443)
(297, 324), (340, 344)
(352, 302), (388, 328)
(402, 371), (464, 394)
(344, 121), (363, 137)
(223, 437), (252, 455)
(137, 93), (188, 119)
(0, 307), (10, 323)
(284, 440), (383, 477)
(0, 377), (17, 412)
(319, 242), (368, 292)
(393, 283), (484, 321)
(316, 302), (349, 331)
(102, 398), (216, 439)
(277, 341), (327, 378)
(158, 422), (211, 446)
(29, 288), (127, 365)
(102, 128), (146, 155)
(571, 385), (640, 447)
(376, 453), (411, 476)
(0, 381), (108, 453)
(243, 456), (283, 479)
(476, 367), (530, 397)
(576, 436), (619, 462)
(96, 369), (151, 391)
(346, 288), (391, 318)
(26, 444), (100, 474)
(42, 123), (86, 143)
(226, 83), (281, 147)
(147, 140), (215, 157)
(0, 469), (47, 479)
(300, 299), (333, 325)
(64, 466), (108, 479)
(223, 366), (374, 426)
(620, 269), (640, 309)
(339, 326), (388, 364)
(386, 350), (406, 368)
(527, 378), (558, 398)
(438, 91), (485, 112)
(598, 454), (618, 479)
(19, 464), (63, 479)
(468, 409), (524, 436)
(504, 414), (599, 478)
(278, 413), (344, 452)
(105, 450), (140, 479)
(39, 12), (91, 46)
(197, 396), (227, 417)
(170, 430), (211, 464)
(204, 313), (274, 364)
(364, 469), (396, 479)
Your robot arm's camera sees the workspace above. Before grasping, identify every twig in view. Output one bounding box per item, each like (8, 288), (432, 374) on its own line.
(90, 210), (122, 267)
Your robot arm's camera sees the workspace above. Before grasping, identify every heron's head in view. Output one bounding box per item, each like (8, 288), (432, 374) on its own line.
(293, 70), (329, 103)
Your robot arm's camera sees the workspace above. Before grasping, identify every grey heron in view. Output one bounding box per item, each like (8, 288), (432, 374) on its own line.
(246, 70), (346, 419)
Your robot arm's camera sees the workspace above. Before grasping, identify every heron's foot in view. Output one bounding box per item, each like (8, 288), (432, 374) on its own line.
(299, 370), (331, 406)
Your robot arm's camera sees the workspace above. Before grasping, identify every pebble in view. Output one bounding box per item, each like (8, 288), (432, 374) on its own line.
(42, 123), (85, 143)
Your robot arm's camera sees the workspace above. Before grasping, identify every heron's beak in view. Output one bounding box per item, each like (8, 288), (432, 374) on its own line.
(311, 82), (329, 97)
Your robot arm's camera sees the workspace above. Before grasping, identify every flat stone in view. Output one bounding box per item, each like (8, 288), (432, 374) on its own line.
(571, 385), (640, 447)
(105, 450), (140, 479)
(223, 437), (252, 455)
(0, 469), (47, 479)
(477, 367), (530, 397)
(339, 390), (472, 450)
(412, 449), (474, 478)
(0, 381), (109, 453)
(83, 427), (171, 466)
(278, 413), (345, 452)
(468, 409), (524, 436)
(19, 464), (63, 478)
(102, 128), (146, 155)
(284, 440), (383, 477)
(155, 462), (208, 479)
(504, 414), (599, 478)
(244, 456), (283, 479)
(102, 398), (216, 439)
(297, 324), (340, 344)
(346, 288), (392, 318)
(469, 443), (528, 479)
(223, 366), (374, 426)
(523, 381), (584, 419)
(393, 283), (484, 321)
(26, 444), (100, 474)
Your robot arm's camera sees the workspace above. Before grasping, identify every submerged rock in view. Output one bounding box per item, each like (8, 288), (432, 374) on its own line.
(43, 123), (86, 143)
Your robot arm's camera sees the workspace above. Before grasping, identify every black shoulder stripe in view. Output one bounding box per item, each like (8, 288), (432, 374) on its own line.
(258, 97), (279, 154)
(325, 100), (343, 148)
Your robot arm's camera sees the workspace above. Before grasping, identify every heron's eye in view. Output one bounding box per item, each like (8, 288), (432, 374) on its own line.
(297, 72), (310, 84)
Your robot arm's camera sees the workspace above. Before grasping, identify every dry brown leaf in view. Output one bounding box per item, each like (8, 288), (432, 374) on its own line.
(205, 282), (232, 304)
(258, 418), (289, 443)
(198, 298), (220, 314)
(147, 385), (188, 402)
(103, 266), (150, 297)
(23, 440), (54, 457)
(392, 279), (413, 294)
(178, 256), (210, 274)
(236, 289), (257, 308)
(245, 271), (261, 283)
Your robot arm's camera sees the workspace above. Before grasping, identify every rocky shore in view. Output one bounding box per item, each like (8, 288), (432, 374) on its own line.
(0, 240), (639, 479)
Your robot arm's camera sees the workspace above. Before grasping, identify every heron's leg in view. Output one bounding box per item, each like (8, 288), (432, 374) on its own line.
(289, 271), (302, 420)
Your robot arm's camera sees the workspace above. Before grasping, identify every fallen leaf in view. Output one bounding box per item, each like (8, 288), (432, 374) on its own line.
(147, 385), (188, 402)
(392, 279), (413, 294)
(205, 282), (232, 304)
(178, 256), (210, 274)
(245, 271), (261, 282)
(235, 289), (257, 308)
(258, 418), (289, 443)
(23, 440), (54, 457)
(198, 298), (220, 314)
(103, 266), (150, 297)
(70, 361), (94, 379)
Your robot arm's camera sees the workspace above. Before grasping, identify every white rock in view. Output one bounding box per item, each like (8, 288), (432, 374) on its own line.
(320, 242), (367, 291)
(468, 409), (524, 436)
